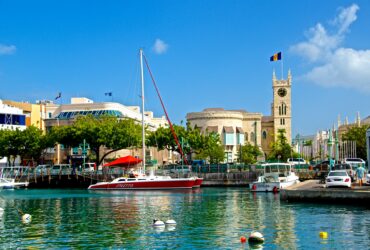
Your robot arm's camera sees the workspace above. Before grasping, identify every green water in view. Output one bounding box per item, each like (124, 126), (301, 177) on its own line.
(0, 188), (369, 249)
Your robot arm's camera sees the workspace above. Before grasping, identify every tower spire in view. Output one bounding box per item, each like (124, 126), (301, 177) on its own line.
(356, 111), (361, 127)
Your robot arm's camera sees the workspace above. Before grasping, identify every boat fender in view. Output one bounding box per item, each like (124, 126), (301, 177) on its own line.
(240, 236), (247, 243)
(165, 219), (176, 225)
(272, 186), (279, 193)
(152, 219), (165, 227)
(248, 232), (264, 244)
(252, 184), (257, 191)
(0, 207), (4, 217)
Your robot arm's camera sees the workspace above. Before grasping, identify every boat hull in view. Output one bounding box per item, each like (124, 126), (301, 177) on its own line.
(193, 178), (203, 188)
(250, 179), (299, 192)
(88, 178), (196, 190)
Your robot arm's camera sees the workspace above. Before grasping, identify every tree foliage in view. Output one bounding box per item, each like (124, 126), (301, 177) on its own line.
(147, 123), (225, 163)
(237, 143), (262, 164)
(195, 132), (225, 164)
(268, 129), (295, 162)
(51, 115), (142, 166)
(0, 126), (54, 165)
(342, 125), (370, 160)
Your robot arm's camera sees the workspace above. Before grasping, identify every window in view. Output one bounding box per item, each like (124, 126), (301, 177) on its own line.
(250, 132), (255, 142)
(262, 131), (267, 139)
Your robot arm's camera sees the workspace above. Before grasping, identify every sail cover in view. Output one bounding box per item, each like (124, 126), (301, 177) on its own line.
(103, 156), (142, 167)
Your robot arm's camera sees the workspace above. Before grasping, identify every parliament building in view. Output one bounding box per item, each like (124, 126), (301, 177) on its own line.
(186, 70), (292, 162)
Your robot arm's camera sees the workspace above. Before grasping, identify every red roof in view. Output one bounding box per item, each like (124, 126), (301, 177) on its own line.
(103, 156), (142, 167)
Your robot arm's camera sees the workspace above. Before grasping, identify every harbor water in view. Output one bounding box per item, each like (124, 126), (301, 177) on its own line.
(0, 187), (369, 249)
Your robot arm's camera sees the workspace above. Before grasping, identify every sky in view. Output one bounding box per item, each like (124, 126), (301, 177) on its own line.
(1, 1), (370, 137)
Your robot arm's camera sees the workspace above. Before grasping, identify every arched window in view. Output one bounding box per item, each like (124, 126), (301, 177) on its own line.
(262, 131), (267, 139)
(244, 132), (249, 141)
(250, 132), (255, 142)
(279, 102), (287, 115)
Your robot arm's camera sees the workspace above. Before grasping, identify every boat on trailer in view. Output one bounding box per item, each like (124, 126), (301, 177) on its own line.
(250, 163), (299, 192)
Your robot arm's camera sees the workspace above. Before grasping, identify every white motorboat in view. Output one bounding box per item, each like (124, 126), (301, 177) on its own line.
(250, 163), (299, 192)
(0, 178), (28, 189)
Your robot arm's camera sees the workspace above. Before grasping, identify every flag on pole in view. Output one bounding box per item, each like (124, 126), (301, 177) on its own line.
(105, 92), (112, 96)
(270, 52), (282, 61)
(55, 92), (62, 100)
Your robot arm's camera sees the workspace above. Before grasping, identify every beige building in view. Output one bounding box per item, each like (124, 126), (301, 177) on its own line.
(186, 70), (292, 162)
(2, 100), (47, 131)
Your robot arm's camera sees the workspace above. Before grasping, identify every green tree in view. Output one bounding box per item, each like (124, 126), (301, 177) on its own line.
(51, 115), (142, 166)
(237, 143), (261, 164)
(196, 132), (225, 164)
(342, 125), (370, 160)
(268, 129), (296, 162)
(19, 126), (55, 165)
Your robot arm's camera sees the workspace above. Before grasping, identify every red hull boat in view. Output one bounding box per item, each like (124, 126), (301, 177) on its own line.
(193, 178), (203, 188)
(88, 176), (196, 190)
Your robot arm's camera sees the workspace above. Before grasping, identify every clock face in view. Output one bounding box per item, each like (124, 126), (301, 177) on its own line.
(277, 88), (287, 97)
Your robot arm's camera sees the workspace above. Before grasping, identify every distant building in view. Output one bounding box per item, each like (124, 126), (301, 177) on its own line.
(187, 70), (292, 162)
(0, 99), (27, 131)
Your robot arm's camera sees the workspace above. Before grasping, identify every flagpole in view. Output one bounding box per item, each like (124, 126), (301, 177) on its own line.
(281, 56), (284, 80)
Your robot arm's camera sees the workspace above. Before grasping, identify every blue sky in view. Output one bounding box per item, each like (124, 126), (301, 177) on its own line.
(1, 1), (370, 136)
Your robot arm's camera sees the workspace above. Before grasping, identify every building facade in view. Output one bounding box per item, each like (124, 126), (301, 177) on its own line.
(186, 70), (292, 162)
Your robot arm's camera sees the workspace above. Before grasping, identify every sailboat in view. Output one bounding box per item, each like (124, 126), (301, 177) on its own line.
(88, 49), (201, 190)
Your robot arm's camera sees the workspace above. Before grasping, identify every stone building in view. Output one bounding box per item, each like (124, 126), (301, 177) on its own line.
(186, 70), (292, 162)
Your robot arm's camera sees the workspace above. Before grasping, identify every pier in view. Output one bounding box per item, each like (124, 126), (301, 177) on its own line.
(280, 180), (370, 206)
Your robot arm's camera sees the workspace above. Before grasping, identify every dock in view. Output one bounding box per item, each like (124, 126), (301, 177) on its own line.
(280, 180), (370, 206)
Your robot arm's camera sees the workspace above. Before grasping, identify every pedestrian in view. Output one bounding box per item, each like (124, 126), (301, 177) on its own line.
(356, 165), (366, 187)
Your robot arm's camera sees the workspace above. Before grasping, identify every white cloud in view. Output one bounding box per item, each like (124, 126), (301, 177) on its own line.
(290, 4), (370, 92)
(152, 39), (168, 55)
(0, 44), (16, 55)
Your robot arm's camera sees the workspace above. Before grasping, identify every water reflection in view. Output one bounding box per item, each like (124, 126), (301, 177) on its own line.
(0, 188), (369, 248)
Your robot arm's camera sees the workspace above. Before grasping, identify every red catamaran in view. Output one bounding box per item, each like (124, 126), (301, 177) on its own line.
(88, 49), (202, 190)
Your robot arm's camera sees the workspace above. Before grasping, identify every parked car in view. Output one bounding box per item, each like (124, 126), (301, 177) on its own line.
(344, 158), (365, 171)
(82, 163), (96, 173)
(325, 170), (351, 188)
(332, 163), (354, 181)
(50, 164), (71, 175)
(314, 160), (330, 172)
(287, 158), (306, 165)
(35, 164), (51, 174)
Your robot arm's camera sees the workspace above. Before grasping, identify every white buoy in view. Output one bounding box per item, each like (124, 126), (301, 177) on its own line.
(152, 219), (165, 227)
(248, 232), (264, 244)
(165, 219), (176, 225)
(22, 213), (32, 223)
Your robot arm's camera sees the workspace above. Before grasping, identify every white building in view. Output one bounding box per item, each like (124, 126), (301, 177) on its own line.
(0, 99), (27, 131)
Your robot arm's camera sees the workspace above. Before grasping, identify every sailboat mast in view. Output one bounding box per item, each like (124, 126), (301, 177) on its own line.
(140, 49), (146, 173)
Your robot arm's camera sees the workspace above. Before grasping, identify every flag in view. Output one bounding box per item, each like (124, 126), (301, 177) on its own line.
(105, 92), (112, 96)
(270, 52), (282, 61)
(55, 92), (61, 100)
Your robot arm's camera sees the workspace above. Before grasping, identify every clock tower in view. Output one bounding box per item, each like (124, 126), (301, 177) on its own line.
(272, 70), (292, 145)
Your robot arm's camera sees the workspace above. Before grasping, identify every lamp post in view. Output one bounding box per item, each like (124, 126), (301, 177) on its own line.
(82, 139), (86, 167)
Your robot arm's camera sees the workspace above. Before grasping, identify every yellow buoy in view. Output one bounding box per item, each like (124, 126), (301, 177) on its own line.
(319, 231), (328, 239)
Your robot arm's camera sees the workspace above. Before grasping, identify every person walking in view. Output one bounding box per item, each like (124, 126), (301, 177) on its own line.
(356, 165), (366, 187)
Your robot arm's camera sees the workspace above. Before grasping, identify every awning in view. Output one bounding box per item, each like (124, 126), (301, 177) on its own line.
(103, 156), (142, 167)
(236, 127), (244, 133)
(206, 126), (218, 133)
(223, 126), (234, 133)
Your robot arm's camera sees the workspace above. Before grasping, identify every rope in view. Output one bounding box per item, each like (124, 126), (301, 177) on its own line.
(142, 54), (188, 165)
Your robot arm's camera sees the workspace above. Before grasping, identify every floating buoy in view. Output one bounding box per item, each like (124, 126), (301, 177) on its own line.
(165, 219), (176, 225)
(273, 186), (279, 193)
(248, 232), (264, 244)
(152, 219), (165, 227)
(22, 213), (32, 223)
(319, 231), (328, 239)
(167, 225), (176, 231)
(240, 236), (247, 243)
(252, 184), (257, 191)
